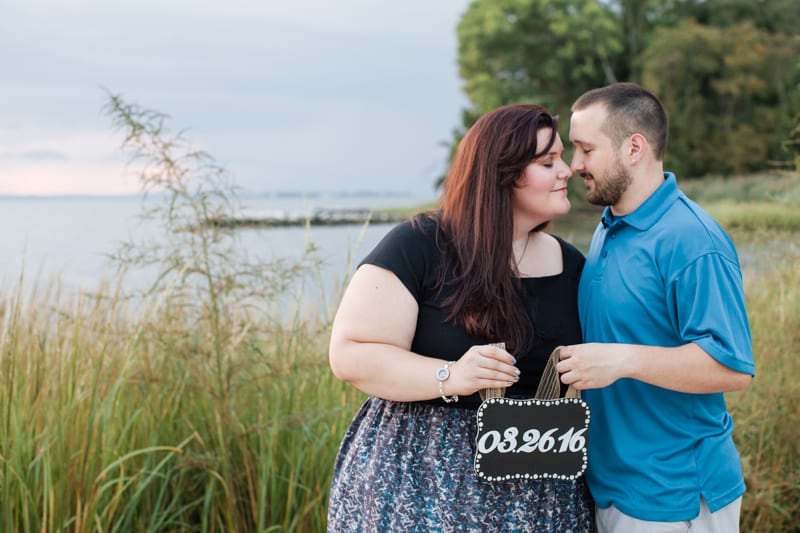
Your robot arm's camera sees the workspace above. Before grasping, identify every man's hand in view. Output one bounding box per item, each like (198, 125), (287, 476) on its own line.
(556, 343), (630, 390)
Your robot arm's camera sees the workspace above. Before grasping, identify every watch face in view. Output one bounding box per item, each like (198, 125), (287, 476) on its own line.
(436, 367), (450, 381)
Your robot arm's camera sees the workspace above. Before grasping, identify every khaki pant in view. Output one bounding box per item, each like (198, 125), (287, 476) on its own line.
(596, 496), (742, 533)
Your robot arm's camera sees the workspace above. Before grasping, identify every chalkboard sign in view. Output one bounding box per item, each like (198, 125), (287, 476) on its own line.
(474, 397), (590, 482)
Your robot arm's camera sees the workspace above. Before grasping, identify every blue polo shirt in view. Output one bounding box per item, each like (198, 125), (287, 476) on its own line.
(579, 172), (755, 522)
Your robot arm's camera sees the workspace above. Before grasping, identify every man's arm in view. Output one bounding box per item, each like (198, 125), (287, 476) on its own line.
(556, 342), (752, 393)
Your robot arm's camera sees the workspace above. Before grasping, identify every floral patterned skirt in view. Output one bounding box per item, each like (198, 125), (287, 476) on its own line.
(327, 397), (596, 532)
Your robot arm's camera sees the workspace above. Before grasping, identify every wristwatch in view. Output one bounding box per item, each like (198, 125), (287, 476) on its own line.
(436, 361), (458, 403)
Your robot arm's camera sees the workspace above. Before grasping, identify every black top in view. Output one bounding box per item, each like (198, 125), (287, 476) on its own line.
(361, 216), (585, 410)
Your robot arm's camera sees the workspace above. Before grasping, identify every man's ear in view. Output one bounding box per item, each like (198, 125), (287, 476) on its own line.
(628, 133), (648, 164)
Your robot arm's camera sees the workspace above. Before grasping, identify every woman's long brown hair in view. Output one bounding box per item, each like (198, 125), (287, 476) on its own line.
(423, 104), (558, 355)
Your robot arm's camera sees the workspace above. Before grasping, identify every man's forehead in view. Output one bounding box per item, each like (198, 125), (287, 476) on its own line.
(569, 106), (607, 139)
(571, 104), (608, 123)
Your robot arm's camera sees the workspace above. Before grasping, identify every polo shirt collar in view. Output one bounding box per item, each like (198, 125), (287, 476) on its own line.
(601, 172), (680, 231)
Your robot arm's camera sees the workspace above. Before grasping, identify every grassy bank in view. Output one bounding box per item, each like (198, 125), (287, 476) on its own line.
(682, 172), (800, 232)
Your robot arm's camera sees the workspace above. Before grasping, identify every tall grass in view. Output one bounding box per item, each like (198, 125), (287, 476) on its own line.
(729, 229), (800, 532)
(0, 273), (363, 531)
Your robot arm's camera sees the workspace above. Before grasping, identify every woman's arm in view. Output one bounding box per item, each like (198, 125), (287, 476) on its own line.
(329, 264), (519, 401)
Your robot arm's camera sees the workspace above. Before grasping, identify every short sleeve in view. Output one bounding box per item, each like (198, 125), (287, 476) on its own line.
(668, 252), (755, 375)
(359, 218), (440, 301)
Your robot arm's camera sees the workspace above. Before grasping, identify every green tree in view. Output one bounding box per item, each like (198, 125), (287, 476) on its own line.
(641, 20), (800, 176)
(658, 0), (800, 34)
(786, 66), (800, 174)
(457, 0), (623, 114)
(440, 0), (623, 185)
(449, 0), (800, 185)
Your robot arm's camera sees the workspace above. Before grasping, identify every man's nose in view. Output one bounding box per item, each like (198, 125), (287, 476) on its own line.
(558, 160), (573, 181)
(570, 152), (584, 173)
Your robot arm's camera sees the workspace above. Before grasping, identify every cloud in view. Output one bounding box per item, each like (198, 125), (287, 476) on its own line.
(0, 0), (471, 195)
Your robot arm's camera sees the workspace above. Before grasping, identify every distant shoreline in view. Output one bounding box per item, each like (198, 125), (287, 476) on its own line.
(207, 207), (413, 228)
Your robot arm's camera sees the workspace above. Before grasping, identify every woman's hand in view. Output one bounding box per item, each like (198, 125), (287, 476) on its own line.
(445, 344), (520, 397)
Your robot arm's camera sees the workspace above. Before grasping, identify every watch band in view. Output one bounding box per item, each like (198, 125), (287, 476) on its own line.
(437, 361), (458, 403)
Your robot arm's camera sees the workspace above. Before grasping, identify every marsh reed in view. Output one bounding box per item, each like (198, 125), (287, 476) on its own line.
(0, 271), (364, 531)
(729, 230), (800, 532)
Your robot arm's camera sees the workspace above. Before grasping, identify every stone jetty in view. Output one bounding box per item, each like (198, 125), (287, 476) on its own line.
(206, 207), (409, 228)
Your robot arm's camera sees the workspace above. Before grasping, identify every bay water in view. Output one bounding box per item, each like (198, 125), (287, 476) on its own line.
(1, 193), (435, 302)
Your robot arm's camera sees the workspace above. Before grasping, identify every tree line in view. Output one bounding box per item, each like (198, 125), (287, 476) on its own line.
(450, 0), (800, 180)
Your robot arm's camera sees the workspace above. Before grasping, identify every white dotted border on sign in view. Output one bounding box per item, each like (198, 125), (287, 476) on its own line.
(475, 397), (590, 482)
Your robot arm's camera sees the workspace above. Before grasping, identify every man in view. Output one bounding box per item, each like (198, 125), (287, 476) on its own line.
(557, 82), (755, 532)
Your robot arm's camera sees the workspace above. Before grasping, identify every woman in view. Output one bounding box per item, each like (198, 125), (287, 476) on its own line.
(327, 104), (595, 532)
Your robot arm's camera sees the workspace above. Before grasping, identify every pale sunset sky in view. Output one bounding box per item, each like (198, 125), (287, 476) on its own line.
(1, 0), (471, 196)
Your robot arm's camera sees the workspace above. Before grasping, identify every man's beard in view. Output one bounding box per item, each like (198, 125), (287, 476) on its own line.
(586, 157), (632, 206)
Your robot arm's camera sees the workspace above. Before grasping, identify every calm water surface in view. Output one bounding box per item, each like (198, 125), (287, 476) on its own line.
(1, 194), (434, 297)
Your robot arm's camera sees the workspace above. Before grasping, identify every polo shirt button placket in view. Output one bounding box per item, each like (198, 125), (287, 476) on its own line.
(602, 230), (615, 258)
